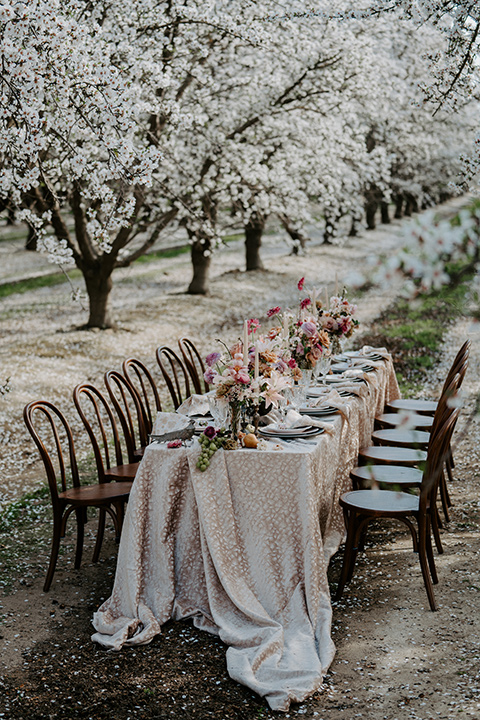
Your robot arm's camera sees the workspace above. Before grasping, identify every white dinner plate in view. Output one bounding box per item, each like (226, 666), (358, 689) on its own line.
(331, 362), (350, 374)
(259, 425), (324, 439)
(299, 405), (338, 416)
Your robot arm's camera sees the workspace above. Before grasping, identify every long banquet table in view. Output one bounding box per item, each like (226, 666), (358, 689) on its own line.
(92, 353), (400, 711)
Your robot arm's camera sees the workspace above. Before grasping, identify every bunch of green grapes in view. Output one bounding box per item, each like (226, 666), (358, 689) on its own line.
(196, 433), (224, 471)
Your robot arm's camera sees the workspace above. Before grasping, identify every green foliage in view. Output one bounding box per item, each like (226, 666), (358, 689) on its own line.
(358, 258), (473, 397)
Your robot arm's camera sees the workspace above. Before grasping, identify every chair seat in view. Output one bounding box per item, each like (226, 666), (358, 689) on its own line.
(341, 488), (419, 514)
(372, 428), (430, 448)
(59, 482), (132, 505)
(385, 398), (438, 416)
(351, 464), (423, 487)
(375, 412), (433, 430)
(105, 463), (139, 481)
(359, 445), (427, 466)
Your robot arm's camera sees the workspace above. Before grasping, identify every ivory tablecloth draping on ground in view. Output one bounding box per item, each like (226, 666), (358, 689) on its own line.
(92, 355), (400, 711)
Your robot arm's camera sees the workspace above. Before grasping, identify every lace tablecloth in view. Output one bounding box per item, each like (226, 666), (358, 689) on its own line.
(92, 355), (400, 711)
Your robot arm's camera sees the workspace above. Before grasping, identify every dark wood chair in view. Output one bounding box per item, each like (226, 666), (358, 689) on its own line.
(374, 412), (433, 430)
(73, 383), (139, 483)
(336, 409), (459, 611)
(122, 357), (163, 436)
(156, 345), (191, 410)
(24, 400), (131, 592)
(385, 340), (470, 416)
(367, 368), (466, 522)
(178, 337), (209, 394)
(104, 370), (148, 463)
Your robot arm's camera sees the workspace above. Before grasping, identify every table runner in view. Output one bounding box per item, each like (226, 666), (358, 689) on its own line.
(92, 355), (400, 711)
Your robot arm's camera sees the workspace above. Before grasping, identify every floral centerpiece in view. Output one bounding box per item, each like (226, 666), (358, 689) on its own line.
(203, 332), (291, 439)
(318, 290), (359, 355)
(266, 278), (331, 378)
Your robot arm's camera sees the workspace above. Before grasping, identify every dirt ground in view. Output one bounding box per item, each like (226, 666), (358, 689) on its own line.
(1, 197), (479, 719)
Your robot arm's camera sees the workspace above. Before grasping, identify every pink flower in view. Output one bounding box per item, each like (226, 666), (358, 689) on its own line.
(300, 320), (317, 337)
(267, 306), (281, 318)
(205, 351), (221, 367)
(297, 277), (305, 291)
(204, 367), (216, 383)
(247, 318), (260, 332)
(309, 345), (323, 361)
(288, 358), (297, 369)
(300, 297), (311, 309)
(167, 439), (182, 448)
(235, 369), (251, 384)
(296, 342), (305, 355)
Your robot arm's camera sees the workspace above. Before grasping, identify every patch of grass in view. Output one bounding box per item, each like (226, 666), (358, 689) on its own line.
(0, 270), (82, 298)
(0, 454), (99, 594)
(358, 261), (474, 396)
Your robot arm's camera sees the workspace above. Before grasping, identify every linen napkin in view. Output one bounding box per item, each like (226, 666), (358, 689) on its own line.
(150, 411), (195, 442)
(265, 408), (335, 435)
(176, 394), (211, 417)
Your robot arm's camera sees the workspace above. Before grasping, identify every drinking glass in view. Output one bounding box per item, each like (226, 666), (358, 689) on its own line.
(316, 354), (331, 385)
(208, 396), (230, 429)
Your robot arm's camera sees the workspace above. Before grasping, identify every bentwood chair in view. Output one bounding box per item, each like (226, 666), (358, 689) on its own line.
(73, 383), (138, 562)
(122, 358), (162, 436)
(178, 337), (209, 394)
(336, 408), (460, 611)
(358, 372), (464, 525)
(73, 383), (139, 483)
(104, 370), (148, 463)
(385, 340), (470, 484)
(24, 401), (131, 592)
(156, 345), (192, 410)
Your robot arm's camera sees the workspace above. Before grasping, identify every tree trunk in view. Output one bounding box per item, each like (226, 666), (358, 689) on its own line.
(380, 201), (390, 224)
(324, 211), (338, 244)
(365, 201), (377, 230)
(25, 226), (37, 251)
(404, 197), (413, 216)
(245, 215), (265, 271)
(188, 241), (211, 294)
(394, 195), (403, 219)
(83, 268), (114, 328)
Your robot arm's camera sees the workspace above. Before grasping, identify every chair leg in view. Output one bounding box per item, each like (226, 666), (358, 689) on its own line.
(439, 471), (450, 523)
(44, 515), (62, 592)
(335, 510), (359, 600)
(74, 507), (85, 569)
(92, 507), (106, 563)
(418, 518), (437, 611)
(431, 504), (443, 554)
(443, 460), (453, 506)
(425, 516), (438, 585)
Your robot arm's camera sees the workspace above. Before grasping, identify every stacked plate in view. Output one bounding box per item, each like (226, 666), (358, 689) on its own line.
(259, 425), (324, 439)
(299, 404), (338, 417)
(330, 362), (350, 374)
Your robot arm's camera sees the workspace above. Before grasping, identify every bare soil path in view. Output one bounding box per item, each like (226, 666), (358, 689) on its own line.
(0, 197), (479, 720)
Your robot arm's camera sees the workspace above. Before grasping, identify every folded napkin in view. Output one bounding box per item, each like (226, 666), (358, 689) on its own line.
(176, 394), (211, 417)
(360, 345), (390, 360)
(151, 411), (195, 442)
(343, 368), (376, 385)
(266, 408), (335, 435)
(309, 382), (369, 399)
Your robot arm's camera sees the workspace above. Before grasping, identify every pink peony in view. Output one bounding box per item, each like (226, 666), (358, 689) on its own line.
(288, 358), (298, 369)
